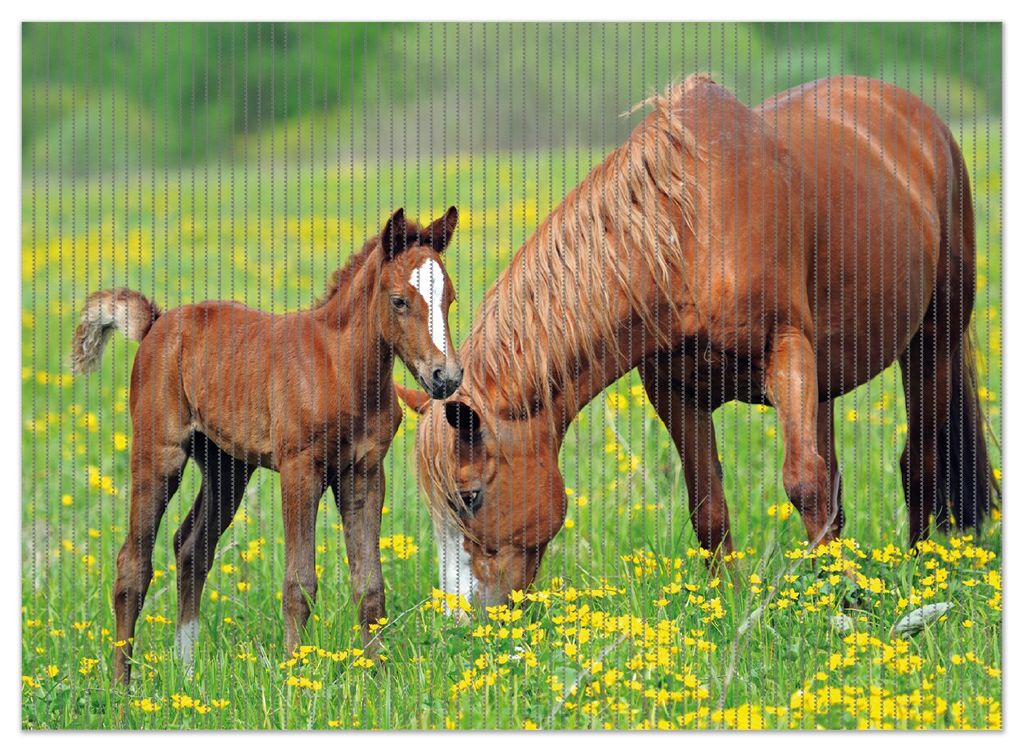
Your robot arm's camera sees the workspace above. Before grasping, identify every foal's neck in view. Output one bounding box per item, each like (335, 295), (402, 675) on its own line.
(313, 251), (394, 389)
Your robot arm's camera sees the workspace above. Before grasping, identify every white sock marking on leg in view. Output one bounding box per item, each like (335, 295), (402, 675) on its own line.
(175, 619), (198, 665)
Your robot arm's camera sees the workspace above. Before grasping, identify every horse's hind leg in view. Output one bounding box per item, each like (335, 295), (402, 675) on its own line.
(899, 336), (953, 547)
(817, 399), (845, 538)
(764, 326), (837, 549)
(113, 424), (188, 685)
(640, 353), (735, 563)
(173, 434), (254, 665)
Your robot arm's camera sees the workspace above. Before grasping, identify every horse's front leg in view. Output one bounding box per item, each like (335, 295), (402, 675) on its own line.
(764, 326), (837, 549)
(640, 354), (734, 566)
(279, 457), (326, 655)
(817, 399), (845, 539)
(331, 463), (386, 656)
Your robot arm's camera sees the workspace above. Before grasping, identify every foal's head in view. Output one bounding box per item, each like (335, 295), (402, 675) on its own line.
(376, 207), (462, 400)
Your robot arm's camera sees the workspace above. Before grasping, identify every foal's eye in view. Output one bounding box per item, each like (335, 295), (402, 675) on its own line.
(391, 296), (408, 311)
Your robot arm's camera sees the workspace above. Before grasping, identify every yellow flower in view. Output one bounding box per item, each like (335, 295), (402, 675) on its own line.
(379, 534), (418, 560)
(606, 392), (628, 413)
(113, 432), (128, 451)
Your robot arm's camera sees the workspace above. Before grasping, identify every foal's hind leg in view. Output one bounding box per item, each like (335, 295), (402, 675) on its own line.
(332, 464), (387, 655)
(817, 399), (845, 538)
(113, 430), (188, 685)
(279, 456), (326, 655)
(764, 326), (837, 549)
(640, 354), (734, 563)
(173, 435), (254, 665)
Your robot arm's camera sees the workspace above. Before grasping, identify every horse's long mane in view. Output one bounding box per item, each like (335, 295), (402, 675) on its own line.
(418, 78), (709, 525)
(461, 79), (704, 427)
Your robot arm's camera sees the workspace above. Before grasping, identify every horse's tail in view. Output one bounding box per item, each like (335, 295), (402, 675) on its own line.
(69, 288), (161, 374)
(935, 326), (998, 531)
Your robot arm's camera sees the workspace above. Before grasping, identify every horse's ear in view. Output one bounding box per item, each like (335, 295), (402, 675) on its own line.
(395, 382), (431, 414)
(424, 206), (459, 253)
(381, 208), (414, 259)
(445, 400), (482, 438)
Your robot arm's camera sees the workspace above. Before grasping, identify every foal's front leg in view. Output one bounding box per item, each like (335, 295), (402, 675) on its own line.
(332, 464), (386, 656)
(280, 457), (326, 655)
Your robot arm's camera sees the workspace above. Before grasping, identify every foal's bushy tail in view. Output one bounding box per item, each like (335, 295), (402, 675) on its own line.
(70, 288), (161, 374)
(934, 327), (999, 532)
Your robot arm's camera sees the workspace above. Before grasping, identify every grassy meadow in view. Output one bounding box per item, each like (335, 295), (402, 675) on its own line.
(21, 122), (1002, 728)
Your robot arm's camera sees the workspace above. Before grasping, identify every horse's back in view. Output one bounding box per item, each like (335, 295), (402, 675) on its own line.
(757, 76), (965, 394)
(669, 75), (808, 346)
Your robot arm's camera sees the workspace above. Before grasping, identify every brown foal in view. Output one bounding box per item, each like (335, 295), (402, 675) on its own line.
(71, 208), (463, 685)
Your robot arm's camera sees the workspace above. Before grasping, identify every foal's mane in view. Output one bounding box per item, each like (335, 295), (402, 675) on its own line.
(315, 217), (428, 313)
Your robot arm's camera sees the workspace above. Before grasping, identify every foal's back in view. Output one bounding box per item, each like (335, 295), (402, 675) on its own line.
(130, 299), (337, 471)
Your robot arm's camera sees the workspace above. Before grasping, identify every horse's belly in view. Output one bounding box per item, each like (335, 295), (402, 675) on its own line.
(814, 245), (936, 397)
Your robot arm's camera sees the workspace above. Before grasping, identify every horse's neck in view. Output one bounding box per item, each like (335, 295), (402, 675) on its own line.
(546, 311), (668, 438)
(479, 262), (675, 441)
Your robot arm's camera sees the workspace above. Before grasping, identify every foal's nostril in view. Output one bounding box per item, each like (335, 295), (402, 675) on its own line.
(431, 367), (445, 385)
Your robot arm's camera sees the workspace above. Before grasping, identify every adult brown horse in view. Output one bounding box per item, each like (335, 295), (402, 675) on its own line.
(403, 75), (993, 609)
(71, 208), (463, 684)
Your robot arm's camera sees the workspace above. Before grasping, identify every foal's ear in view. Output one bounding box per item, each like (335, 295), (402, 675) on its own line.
(445, 400), (482, 439)
(395, 382), (432, 414)
(381, 208), (416, 259)
(423, 206), (459, 253)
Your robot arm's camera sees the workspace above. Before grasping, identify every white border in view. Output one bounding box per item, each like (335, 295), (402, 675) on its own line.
(2, 4), (1018, 750)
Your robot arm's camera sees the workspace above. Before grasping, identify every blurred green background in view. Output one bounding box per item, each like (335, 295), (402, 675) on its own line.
(23, 22), (1001, 173)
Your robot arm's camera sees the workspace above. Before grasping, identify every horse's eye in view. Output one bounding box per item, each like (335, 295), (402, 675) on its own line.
(450, 488), (483, 517)
(391, 296), (408, 311)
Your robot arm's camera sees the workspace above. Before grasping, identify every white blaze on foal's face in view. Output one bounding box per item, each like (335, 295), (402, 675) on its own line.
(409, 258), (448, 355)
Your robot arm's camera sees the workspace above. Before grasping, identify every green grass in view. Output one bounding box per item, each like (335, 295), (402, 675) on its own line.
(21, 129), (1002, 729)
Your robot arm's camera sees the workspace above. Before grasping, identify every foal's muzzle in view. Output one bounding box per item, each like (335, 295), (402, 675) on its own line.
(423, 362), (463, 399)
